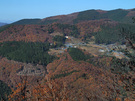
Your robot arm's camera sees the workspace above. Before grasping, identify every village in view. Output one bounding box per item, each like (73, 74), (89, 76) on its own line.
(49, 35), (129, 59)
(16, 35), (130, 76)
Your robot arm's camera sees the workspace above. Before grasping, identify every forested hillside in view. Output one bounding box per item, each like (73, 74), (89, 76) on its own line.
(0, 80), (11, 101)
(0, 41), (55, 66)
(0, 8), (135, 101)
(12, 9), (135, 25)
(1, 21), (135, 45)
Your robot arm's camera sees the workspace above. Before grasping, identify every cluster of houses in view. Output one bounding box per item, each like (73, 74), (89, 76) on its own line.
(53, 36), (86, 50)
(51, 35), (129, 59)
(98, 44), (128, 59)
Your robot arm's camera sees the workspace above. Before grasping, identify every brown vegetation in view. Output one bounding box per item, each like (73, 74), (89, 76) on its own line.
(0, 51), (134, 100)
(76, 20), (118, 40)
(42, 13), (78, 24)
(0, 25), (52, 43)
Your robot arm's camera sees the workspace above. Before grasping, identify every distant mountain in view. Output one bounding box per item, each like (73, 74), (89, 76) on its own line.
(0, 22), (7, 27)
(12, 13), (78, 25)
(0, 8), (135, 44)
(0, 25), (53, 42)
(12, 8), (135, 25)
(12, 19), (41, 25)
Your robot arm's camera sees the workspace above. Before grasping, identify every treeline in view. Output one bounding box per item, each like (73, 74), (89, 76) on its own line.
(0, 24), (12, 33)
(73, 9), (129, 23)
(51, 35), (66, 48)
(0, 80), (11, 101)
(120, 23), (135, 43)
(44, 23), (80, 37)
(56, 23), (80, 37)
(12, 19), (41, 25)
(95, 26), (121, 44)
(0, 41), (55, 66)
(12, 18), (59, 25)
(51, 70), (78, 79)
(53, 35), (66, 43)
(94, 23), (135, 44)
(111, 57), (132, 74)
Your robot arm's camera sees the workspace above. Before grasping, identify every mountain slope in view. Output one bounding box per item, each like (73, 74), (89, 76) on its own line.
(0, 19), (135, 44)
(12, 13), (78, 25)
(0, 25), (53, 42)
(12, 8), (135, 25)
(45, 52), (134, 100)
(5, 8), (134, 45)
(73, 9), (130, 23)
(0, 22), (7, 27)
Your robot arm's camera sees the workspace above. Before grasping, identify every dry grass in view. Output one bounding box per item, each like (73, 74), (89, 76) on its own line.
(79, 43), (106, 57)
(48, 49), (64, 55)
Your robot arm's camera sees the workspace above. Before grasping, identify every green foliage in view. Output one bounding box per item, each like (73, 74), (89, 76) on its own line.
(0, 80), (11, 101)
(120, 23), (135, 43)
(51, 42), (64, 48)
(81, 73), (87, 79)
(51, 35), (66, 48)
(12, 19), (41, 25)
(51, 70), (78, 79)
(0, 41), (55, 66)
(48, 26), (54, 33)
(68, 48), (89, 61)
(74, 9), (129, 23)
(110, 18), (135, 99)
(95, 26), (121, 44)
(73, 10), (101, 23)
(94, 23), (135, 44)
(53, 35), (66, 43)
(131, 8), (135, 11)
(56, 23), (72, 30)
(12, 19), (58, 25)
(56, 23), (79, 37)
(110, 57), (131, 74)
(40, 19), (58, 25)
(105, 9), (129, 21)
(0, 24), (12, 33)
(70, 25), (79, 37)
(120, 16), (134, 23)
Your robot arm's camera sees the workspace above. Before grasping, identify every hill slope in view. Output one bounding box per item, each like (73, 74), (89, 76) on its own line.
(0, 8), (135, 101)
(0, 22), (7, 27)
(12, 8), (135, 25)
(0, 8), (134, 44)
(0, 25), (53, 42)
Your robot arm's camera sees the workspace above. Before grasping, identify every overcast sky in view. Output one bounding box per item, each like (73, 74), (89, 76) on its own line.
(0, 0), (135, 23)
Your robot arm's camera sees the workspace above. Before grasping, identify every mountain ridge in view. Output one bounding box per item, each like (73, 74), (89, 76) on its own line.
(0, 22), (7, 27)
(11, 8), (135, 25)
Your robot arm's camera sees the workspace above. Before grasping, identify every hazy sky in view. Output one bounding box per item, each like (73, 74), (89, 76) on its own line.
(0, 0), (134, 23)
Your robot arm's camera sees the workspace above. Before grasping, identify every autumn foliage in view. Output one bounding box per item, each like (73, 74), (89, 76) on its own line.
(0, 50), (134, 101)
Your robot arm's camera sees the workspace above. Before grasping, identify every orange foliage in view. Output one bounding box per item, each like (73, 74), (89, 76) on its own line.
(30, 78), (69, 101)
(76, 20), (118, 40)
(8, 77), (28, 101)
(0, 25), (53, 43)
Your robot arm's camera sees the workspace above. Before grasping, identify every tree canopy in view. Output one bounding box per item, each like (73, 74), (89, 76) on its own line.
(0, 41), (55, 66)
